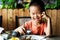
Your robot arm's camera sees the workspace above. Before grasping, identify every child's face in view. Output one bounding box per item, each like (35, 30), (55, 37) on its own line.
(29, 6), (42, 22)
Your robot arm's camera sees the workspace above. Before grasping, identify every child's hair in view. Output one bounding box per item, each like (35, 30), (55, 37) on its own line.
(29, 0), (45, 12)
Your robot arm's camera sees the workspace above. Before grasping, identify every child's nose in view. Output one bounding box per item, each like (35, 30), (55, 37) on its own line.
(34, 14), (38, 18)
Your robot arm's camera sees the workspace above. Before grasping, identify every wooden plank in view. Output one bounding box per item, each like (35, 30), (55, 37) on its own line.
(0, 9), (2, 16)
(19, 9), (24, 17)
(7, 9), (13, 30)
(12, 9), (16, 29)
(51, 9), (57, 36)
(56, 9), (60, 36)
(13, 9), (19, 28)
(2, 9), (8, 30)
(24, 9), (30, 17)
(0, 9), (2, 27)
(13, 9), (19, 16)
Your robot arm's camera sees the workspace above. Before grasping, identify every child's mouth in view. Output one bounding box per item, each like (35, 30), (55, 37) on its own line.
(35, 18), (40, 20)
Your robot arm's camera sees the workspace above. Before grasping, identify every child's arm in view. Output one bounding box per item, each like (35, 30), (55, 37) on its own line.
(42, 12), (51, 36)
(45, 18), (51, 36)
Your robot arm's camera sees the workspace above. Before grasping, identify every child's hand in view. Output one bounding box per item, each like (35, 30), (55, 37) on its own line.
(14, 25), (26, 35)
(42, 12), (51, 36)
(42, 12), (50, 22)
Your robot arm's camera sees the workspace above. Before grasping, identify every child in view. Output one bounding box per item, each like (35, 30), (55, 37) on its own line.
(14, 0), (51, 36)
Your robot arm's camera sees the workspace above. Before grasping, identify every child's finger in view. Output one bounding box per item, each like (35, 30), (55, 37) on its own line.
(42, 12), (45, 15)
(22, 27), (26, 33)
(18, 28), (25, 35)
(42, 12), (46, 18)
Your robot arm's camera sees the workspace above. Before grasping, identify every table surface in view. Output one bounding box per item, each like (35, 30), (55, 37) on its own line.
(0, 34), (60, 40)
(20, 35), (60, 40)
(46, 37), (60, 40)
(18, 35), (60, 40)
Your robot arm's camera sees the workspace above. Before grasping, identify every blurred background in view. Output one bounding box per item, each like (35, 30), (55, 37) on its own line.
(0, 0), (60, 36)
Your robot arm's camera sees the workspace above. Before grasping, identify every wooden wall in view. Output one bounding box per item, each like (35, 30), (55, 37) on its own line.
(0, 9), (30, 31)
(0, 9), (60, 36)
(46, 9), (60, 36)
